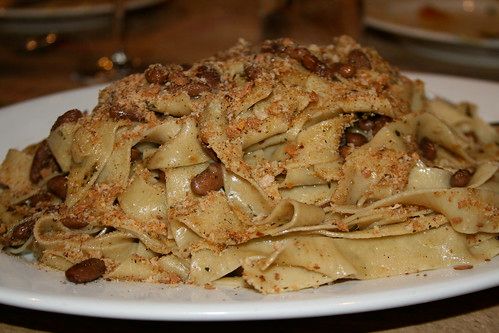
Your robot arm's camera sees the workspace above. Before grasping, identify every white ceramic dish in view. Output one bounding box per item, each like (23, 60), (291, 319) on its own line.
(0, 0), (166, 34)
(365, 0), (499, 68)
(365, 0), (499, 48)
(0, 73), (497, 321)
(0, 0), (166, 19)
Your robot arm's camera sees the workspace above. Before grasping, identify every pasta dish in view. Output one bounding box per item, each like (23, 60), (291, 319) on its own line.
(0, 36), (497, 293)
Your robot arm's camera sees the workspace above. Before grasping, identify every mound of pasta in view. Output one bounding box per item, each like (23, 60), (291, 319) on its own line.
(0, 36), (498, 293)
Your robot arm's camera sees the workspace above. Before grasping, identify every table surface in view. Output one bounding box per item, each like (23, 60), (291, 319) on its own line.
(0, 1), (497, 332)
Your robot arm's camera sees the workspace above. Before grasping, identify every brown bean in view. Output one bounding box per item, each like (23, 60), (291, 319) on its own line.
(200, 140), (219, 162)
(60, 215), (88, 229)
(46, 175), (67, 200)
(337, 63), (356, 78)
(301, 53), (321, 72)
(156, 169), (166, 183)
(286, 47), (328, 75)
(347, 49), (371, 70)
(130, 147), (142, 162)
(419, 137), (437, 161)
(261, 43), (332, 77)
(30, 140), (57, 184)
(284, 47), (308, 61)
(450, 169), (472, 187)
(453, 264), (473, 270)
(169, 71), (190, 86)
(65, 258), (106, 284)
(357, 118), (374, 131)
(196, 65), (220, 88)
(144, 64), (169, 84)
(108, 105), (145, 122)
(186, 81), (210, 98)
(338, 145), (352, 159)
(11, 219), (35, 243)
(315, 63), (332, 78)
(51, 109), (83, 132)
(345, 132), (368, 147)
(24, 192), (52, 207)
(329, 62), (341, 72)
(191, 163), (224, 196)
(244, 64), (260, 81)
(372, 115), (392, 134)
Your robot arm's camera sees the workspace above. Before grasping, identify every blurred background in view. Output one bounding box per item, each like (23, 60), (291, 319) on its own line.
(0, 0), (498, 106)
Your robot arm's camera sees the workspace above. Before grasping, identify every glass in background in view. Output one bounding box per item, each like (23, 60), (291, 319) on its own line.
(74, 0), (137, 84)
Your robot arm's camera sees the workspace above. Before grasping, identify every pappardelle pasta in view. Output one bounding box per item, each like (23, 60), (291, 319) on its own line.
(0, 36), (497, 293)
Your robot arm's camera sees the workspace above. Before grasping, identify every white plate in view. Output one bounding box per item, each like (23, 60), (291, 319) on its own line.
(0, 0), (166, 19)
(0, 0), (167, 34)
(365, 0), (499, 49)
(365, 0), (499, 68)
(0, 73), (498, 321)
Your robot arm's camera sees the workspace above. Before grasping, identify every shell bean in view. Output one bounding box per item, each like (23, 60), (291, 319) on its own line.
(191, 163), (224, 196)
(65, 258), (106, 284)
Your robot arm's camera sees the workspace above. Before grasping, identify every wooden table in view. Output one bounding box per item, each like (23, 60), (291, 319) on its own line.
(0, 1), (497, 331)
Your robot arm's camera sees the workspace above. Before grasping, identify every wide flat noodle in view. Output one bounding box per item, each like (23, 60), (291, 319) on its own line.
(147, 117), (211, 169)
(318, 214), (448, 239)
(119, 167), (167, 223)
(47, 122), (79, 172)
(0, 149), (35, 198)
(365, 188), (498, 234)
(66, 121), (120, 206)
(171, 191), (258, 245)
(189, 238), (278, 285)
(258, 199), (325, 235)
(332, 225), (478, 279)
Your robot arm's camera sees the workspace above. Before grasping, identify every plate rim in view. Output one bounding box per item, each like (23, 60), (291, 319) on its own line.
(0, 0), (166, 19)
(364, 0), (499, 49)
(0, 255), (497, 321)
